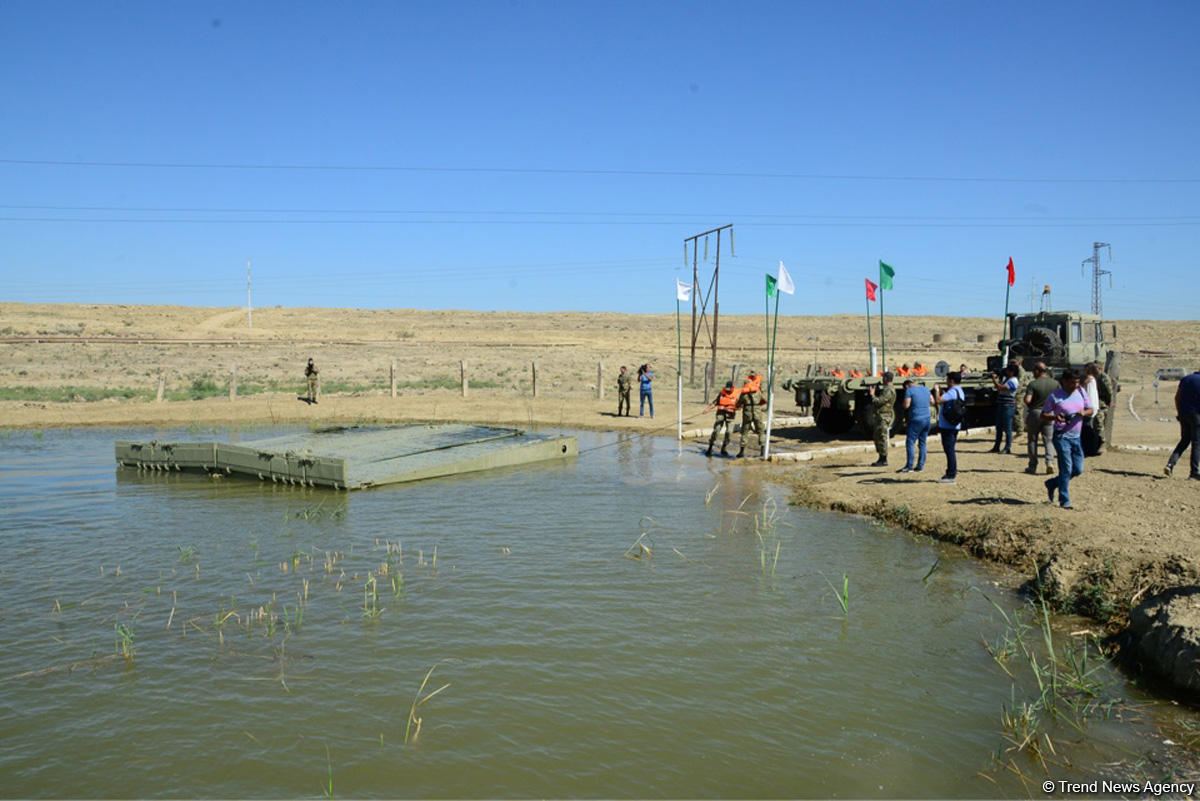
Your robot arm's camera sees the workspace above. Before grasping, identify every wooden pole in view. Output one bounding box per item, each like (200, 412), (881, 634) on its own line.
(703, 362), (710, 402)
(390, 360), (396, 398)
(597, 360), (604, 399)
(156, 374), (164, 403)
(532, 361), (538, 397)
(461, 360), (468, 398)
(229, 366), (237, 401)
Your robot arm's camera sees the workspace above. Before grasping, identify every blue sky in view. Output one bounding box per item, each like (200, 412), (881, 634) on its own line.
(1, 0), (1197, 318)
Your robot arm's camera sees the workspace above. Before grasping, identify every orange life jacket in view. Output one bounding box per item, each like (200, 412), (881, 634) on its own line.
(830, 369), (845, 378)
(742, 375), (762, 394)
(716, 388), (739, 415)
(913, 365), (927, 376)
(849, 369), (863, 378)
(897, 366), (911, 376)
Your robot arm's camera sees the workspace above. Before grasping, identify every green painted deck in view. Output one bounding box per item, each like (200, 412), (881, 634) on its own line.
(115, 424), (578, 489)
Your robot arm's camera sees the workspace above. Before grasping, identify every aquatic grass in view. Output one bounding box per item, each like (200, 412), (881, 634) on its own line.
(177, 545), (196, 563)
(114, 621), (135, 661)
(821, 573), (849, 615)
(322, 744), (334, 799)
(404, 663), (452, 745)
(753, 498), (782, 578)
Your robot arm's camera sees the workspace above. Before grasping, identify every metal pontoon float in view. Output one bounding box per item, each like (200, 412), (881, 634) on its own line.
(115, 424), (577, 490)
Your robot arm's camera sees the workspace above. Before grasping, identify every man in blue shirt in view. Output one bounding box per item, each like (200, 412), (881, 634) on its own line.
(1165, 368), (1200, 479)
(898, 379), (933, 473)
(934, 371), (966, 483)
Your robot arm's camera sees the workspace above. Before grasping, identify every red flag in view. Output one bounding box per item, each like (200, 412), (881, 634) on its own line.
(1006, 257), (1015, 287)
(865, 278), (878, 301)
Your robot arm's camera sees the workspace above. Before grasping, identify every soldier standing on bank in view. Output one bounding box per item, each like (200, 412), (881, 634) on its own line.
(869, 371), (896, 466)
(616, 365), (632, 417)
(304, 358), (319, 404)
(736, 370), (767, 458)
(1093, 361), (1116, 450)
(704, 381), (740, 457)
(1011, 360), (1029, 437)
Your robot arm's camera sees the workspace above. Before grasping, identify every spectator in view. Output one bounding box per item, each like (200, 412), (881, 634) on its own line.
(1165, 367), (1200, 479)
(637, 364), (654, 418)
(898, 378), (933, 473)
(989, 365), (1020, 454)
(1042, 369), (1094, 510)
(934, 371), (966, 483)
(1023, 362), (1058, 475)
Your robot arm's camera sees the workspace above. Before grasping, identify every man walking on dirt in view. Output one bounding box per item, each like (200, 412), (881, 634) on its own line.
(1023, 362), (1058, 475)
(616, 366), (632, 417)
(1165, 367), (1200, 479)
(736, 370), (766, 458)
(869, 371), (896, 467)
(1042, 369), (1093, 510)
(304, 358), (319, 404)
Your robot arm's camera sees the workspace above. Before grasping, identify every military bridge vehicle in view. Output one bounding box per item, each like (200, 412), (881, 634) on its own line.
(779, 309), (1119, 455)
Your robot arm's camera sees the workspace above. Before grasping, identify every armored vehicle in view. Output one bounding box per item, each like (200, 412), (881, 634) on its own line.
(779, 309), (1119, 455)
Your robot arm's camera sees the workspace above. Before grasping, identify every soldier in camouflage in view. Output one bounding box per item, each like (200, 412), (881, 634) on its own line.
(1092, 361), (1116, 450)
(736, 370), (766, 458)
(869, 371), (896, 466)
(1011, 360), (1029, 437)
(304, 358), (319, 404)
(616, 366), (632, 417)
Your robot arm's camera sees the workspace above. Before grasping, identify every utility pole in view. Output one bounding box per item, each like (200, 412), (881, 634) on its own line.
(683, 224), (734, 386)
(1081, 242), (1112, 316)
(1028, 277), (1037, 313)
(246, 260), (252, 329)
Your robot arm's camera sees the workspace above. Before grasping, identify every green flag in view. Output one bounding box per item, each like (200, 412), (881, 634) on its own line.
(765, 273), (777, 298)
(879, 260), (895, 290)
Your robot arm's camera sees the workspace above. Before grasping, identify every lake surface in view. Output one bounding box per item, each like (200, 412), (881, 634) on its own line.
(0, 426), (1191, 798)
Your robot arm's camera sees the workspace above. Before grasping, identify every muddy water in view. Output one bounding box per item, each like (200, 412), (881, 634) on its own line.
(0, 426), (1192, 798)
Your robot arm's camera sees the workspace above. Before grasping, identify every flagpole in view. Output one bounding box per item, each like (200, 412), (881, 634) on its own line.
(1002, 279), (1012, 365)
(879, 266), (887, 375)
(677, 294), (683, 442)
(865, 292), (873, 375)
(764, 289), (782, 460)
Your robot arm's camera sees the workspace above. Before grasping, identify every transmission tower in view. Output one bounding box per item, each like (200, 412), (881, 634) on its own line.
(1081, 242), (1112, 316)
(684, 224), (734, 385)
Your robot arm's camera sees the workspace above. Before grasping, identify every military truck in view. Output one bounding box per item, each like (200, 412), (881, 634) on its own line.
(779, 309), (1119, 455)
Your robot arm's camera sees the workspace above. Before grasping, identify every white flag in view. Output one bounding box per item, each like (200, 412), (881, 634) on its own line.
(676, 278), (693, 302)
(777, 261), (795, 295)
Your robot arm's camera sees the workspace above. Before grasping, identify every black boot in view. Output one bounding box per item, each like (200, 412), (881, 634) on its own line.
(720, 448), (729, 457)
(736, 448), (745, 458)
(705, 446), (713, 457)
(870, 457), (887, 467)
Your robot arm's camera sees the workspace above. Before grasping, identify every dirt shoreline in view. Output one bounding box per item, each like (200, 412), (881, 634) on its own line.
(3, 303), (1198, 699)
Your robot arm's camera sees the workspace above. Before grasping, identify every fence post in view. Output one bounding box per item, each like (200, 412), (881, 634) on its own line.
(461, 360), (468, 398)
(703, 362), (710, 402)
(156, 374), (165, 403)
(730, 363), (741, 386)
(597, 360), (603, 400)
(390, 359), (396, 398)
(229, 366), (237, 401)
(532, 361), (538, 397)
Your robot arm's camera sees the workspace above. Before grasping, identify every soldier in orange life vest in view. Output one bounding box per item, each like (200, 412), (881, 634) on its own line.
(736, 370), (767, 458)
(912, 362), (927, 377)
(849, 368), (863, 378)
(897, 364), (911, 377)
(704, 381), (739, 457)
(830, 367), (846, 378)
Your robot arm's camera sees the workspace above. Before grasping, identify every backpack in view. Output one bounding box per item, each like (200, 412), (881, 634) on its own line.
(941, 391), (966, 426)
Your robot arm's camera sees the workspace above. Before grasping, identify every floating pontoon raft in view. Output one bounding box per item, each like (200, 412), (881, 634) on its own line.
(115, 424), (577, 490)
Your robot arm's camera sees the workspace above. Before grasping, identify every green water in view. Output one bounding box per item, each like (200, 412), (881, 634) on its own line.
(0, 426), (1193, 798)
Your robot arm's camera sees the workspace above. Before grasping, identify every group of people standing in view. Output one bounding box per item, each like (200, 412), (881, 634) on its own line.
(615, 364), (656, 418)
(870, 359), (1138, 509)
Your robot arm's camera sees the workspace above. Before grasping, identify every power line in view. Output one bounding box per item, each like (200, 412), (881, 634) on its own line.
(3, 157), (1199, 183)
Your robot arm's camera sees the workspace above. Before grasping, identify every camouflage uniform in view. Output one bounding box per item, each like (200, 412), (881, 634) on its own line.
(1012, 363), (1030, 436)
(616, 371), (632, 416)
(737, 385), (765, 456)
(872, 383), (897, 462)
(1094, 368), (1116, 446)
(305, 360), (319, 403)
